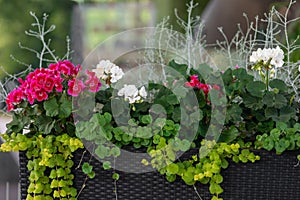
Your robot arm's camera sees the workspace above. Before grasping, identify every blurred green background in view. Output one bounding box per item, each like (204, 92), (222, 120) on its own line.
(0, 0), (210, 79)
(0, 0), (75, 79)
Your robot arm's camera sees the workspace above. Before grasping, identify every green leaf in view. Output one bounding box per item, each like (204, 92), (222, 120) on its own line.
(219, 126), (240, 143)
(102, 161), (111, 170)
(44, 97), (59, 117)
(173, 85), (188, 99)
(141, 115), (153, 124)
(136, 127), (152, 139)
(246, 81), (266, 97)
(166, 94), (179, 105)
(110, 147), (121, 157)
(36, 115), (55, 134)
(56, 168), (66, 178)
(82, 162), (93, 174)
(166, 163), (179, 174)
(276, 122), (288, 131)
(182, 171), (195, 185)
(168, 60), (188, 76)
(128, 119), (138, 126)
(97, 114), (107, 127)
(122, 133), (133, 143)
(275, 138), (290, 154)
(180, 139), (191, 151)
(166, 174), (177, 182)
(278, 106), (296, 122)
(104, 112), (112, 123)
(262, 137), (274, 151)
(112, 173), (120, 180)
(194, 63), (213, 80)
(274, 94), (288, 108)
(269, 79), (288, 92)
(209, 182), (224, 195)
(226, 104), (242, 122)
(243, 95), (264, 110)
(88, 171), (95, 179)
(220, 158), (229, 169)
(49, 170), (57, 179)
(190, 110), (203, 123)
(265, 107), (279, 121)
(50, 180), (59, 188)
(95, 145), (110, 159)
(263, 92), (288, 108)
(59, 100), (72, 119)
(212, 174), (223, 184)
(154, 118), (166, 128)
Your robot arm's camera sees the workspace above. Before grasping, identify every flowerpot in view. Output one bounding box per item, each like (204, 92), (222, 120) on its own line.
(19, 149), (300, 200)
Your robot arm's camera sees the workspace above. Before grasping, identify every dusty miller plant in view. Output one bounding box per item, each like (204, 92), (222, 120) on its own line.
(144, 0), (210, 74)
(212, 0), (300, 102)
(144, 0), (299, 102)
(0, 11), (72, 114)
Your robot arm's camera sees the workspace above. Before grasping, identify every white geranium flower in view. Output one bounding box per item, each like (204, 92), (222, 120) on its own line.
(139, 86), (147, 98)
(270, 46), (284, 68)
(118, 85), (147, 104)
(92, 63), (105, 79)
(249, 48), (261, 63)
(110, 65), (124, 83)
(92, 60), (124, 83)
(249, 46), (284, 68)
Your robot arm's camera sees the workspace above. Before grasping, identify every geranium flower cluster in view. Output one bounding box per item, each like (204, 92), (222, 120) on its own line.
(6, 60), (101, 111)
(249, 46), (284, 69)
(92, 60), (124, 84)
(185, 75), (221, 103)
(185, 75), (212, 95)
(185, 75), (211, 95)
(117, 85), (147, 104)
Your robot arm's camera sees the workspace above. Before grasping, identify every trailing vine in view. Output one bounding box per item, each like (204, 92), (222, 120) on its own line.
(0, 133), (83, 200)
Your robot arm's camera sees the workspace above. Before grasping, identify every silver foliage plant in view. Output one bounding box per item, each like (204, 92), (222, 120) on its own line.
(213, 0), (300, 102)
(144, 1), (209, 73)
(145, 0), (299, 102)
(0, 12), (72, 114)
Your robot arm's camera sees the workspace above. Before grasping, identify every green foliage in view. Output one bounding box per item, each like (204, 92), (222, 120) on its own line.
(255, 123), (300, 154)
(144, 140), (260, 199)
(82, 163), (95, 179)
(5, 91), (76, 137)
(220, 67), (298, 141)
(112, 173), (120, 181)
(0, 133), (83, 199)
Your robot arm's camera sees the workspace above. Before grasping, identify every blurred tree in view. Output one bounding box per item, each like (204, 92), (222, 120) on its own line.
(0, 0), (74, 79)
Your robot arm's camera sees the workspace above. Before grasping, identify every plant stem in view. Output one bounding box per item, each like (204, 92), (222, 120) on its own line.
(264, 58), (272, 91)
(193, 185), (203, 200)
(265, 68), (269, 91)
(113, 158), (118, 200)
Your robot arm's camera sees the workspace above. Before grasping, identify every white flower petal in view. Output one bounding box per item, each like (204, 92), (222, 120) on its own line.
(139, 86), (147, 98)
(110, 65), (124, 83)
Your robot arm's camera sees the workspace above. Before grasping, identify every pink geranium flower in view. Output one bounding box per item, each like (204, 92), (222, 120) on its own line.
(85, 70), (101, 92)
(34, 89), (48, 102)
(68, 78), (85, 96)
(6, 60), (100, 111)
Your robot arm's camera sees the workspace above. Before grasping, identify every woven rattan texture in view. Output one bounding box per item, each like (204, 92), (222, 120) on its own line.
(19, 149), (300, 200)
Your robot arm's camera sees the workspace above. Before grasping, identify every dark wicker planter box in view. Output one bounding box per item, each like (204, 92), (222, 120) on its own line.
(19, 149), (300, 200)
